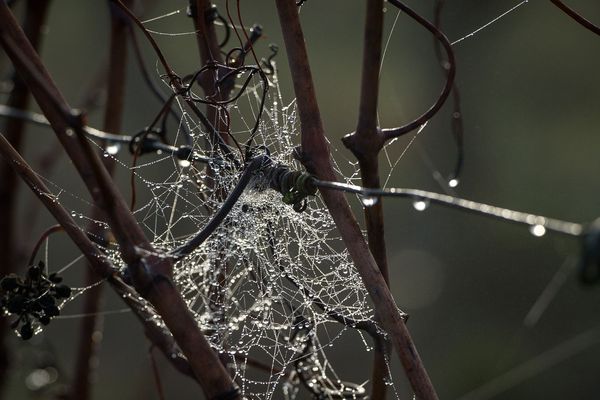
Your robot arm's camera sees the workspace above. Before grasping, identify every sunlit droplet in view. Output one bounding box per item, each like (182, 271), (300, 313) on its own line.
(105, 143), (121, 155)
(360, 196), (378, 207)
(178, 159), (191, 168)
(448, 178), (459, 188)
(529, 224), (546, 237)
(25, 367), (57, 391)
(412, 199), (429, 212)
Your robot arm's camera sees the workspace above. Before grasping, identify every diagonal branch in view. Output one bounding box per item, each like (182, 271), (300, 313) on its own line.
(274, 1), (438, 398)
(0, 131), (196, 383)
(0, 4), (239, 398)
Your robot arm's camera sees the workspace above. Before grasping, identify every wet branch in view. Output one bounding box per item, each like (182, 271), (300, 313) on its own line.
(274, 1), (439, 398)
(0, 4), (239, 398)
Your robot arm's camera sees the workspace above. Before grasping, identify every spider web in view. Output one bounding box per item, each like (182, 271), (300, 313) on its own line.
(91, 68), (379, 399)
(11, 1), (599, 398)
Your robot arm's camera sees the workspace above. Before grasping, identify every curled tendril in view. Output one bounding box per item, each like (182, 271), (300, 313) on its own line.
(203, 4), (231, 49)
(382, 0), (456, 141)
(225, 24), (263, 67)
(261, 43), (279, 76)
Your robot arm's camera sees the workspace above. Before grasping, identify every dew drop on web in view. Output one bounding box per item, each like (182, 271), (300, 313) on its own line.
(360, 195), (378, 207)
(529, 224), (546, 237)
(105, 143), (121, 155)
(412, 199), (430, 212)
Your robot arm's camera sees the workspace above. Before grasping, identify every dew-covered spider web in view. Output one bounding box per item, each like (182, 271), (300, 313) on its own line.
(122, 70), (379, 398)
(7, 0), (600, 399)
(65, 65), (382, 399)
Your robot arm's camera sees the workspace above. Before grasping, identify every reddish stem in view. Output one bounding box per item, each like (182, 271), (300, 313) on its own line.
(0, 4), (239, 398)
(274, 1), (438, 398)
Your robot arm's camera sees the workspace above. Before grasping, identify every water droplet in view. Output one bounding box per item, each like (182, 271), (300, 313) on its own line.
(65, 128), (74, 137)
(105, 143), (121, 155)
(529, 224), (546, 237)
(102, 152), (109, 158)
(412, 199), (429, 212)
(360, 195), (378, 207)
(178, 159), (191, 168)
(448, 178), (460, 188)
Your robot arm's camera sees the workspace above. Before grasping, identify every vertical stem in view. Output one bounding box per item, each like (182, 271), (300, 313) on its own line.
(274, 1), (438, 398)
(348, 1), (390, 398)
(68, 2), (132, 399)
(190, 0), (235, 373)
(191, 0), (231, 147)
(0, 1), (51, 397)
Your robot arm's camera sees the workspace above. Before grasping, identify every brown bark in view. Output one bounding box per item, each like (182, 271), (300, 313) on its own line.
(274, 1), (438, 398)
(0, 3), (240, 397)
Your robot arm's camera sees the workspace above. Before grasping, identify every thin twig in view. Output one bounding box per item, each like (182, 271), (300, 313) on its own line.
(111, 0), (231, 156)
(312, 179), (584, 237)
(549, 0), (600, 36)
(381, 0), (455, 141)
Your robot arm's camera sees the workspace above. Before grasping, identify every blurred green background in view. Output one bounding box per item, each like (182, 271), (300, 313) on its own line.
(2, 0), (600, 399)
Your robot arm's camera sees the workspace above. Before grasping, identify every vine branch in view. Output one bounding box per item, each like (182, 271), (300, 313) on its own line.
(274, 1), (439, 398)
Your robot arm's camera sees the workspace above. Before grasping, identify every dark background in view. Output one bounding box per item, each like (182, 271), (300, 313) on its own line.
(2, 1), (600, 399)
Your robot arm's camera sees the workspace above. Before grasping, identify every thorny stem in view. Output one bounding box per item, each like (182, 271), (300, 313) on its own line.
(0, 5), (239, 399)
(0, 1), (51, 396)
(344, 1), (390, 399)
(274, 1), (439, 398)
